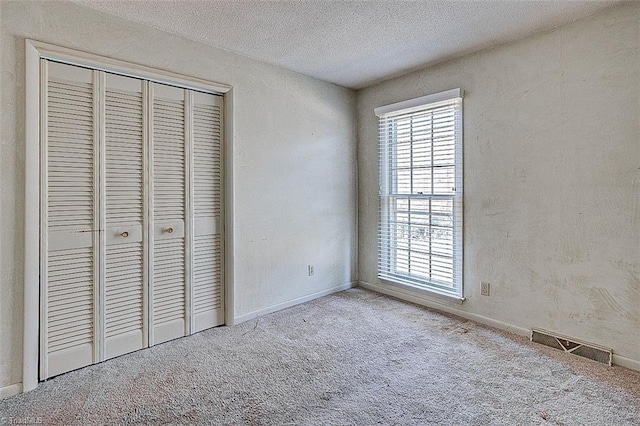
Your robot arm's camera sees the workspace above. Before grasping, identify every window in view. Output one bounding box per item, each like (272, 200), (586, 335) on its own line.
(375, 89), (463, 299)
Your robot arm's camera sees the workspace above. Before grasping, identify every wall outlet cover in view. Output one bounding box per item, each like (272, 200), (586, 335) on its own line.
(481, 282), (490, 296)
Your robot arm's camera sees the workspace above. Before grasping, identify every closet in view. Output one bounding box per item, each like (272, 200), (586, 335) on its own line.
(40, 60), (224, 379)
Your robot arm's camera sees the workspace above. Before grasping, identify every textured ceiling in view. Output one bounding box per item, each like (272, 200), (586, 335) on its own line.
(75, 0), (619, 89)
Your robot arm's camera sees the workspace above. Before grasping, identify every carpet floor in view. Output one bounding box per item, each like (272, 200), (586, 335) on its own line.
(1, 288), (639, 425)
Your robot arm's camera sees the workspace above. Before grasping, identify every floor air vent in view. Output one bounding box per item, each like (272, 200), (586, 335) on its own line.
(531, 328), (612, 366)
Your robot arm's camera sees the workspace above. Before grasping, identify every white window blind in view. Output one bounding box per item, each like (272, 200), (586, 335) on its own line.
(376, 89), (463, 298)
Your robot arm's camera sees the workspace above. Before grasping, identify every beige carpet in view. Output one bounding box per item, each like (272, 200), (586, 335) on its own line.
(1, 288), (639, 425)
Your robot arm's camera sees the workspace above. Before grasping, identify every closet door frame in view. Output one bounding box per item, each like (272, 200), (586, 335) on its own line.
(24, 39), (235, 392)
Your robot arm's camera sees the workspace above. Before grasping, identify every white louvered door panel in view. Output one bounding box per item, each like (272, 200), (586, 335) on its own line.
(103, 73), (147, 359)
(151, 83), (187, 345)
(41, 61), (97, 378)
(192, 92), (224, 332)
(39, 58), (226, 381)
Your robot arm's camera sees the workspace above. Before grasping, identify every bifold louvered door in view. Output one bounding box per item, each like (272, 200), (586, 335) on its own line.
(40, 59), (224, 380)
(41, 62), (98, 378)
(151, 84), (187, 345)
(104, 73), (147, 359)
(192, 92), (224, 332)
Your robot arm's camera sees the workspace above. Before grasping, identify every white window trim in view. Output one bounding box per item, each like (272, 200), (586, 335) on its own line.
(23, 39), (236, 392)
(375, 88), (464, 303)
(374, 88), (462, 116)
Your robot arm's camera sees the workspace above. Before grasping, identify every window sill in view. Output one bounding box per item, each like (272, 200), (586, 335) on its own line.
(378, 277), (465, 305)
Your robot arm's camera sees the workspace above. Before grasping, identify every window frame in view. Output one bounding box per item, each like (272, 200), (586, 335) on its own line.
(375, 88), (464, 301)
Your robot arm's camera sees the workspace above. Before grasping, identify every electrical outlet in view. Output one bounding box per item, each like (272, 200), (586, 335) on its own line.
(308, 265), (314, 276)
(481, 282), (490, 296)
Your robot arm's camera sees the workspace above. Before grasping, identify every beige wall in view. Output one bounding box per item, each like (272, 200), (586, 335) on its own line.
(357, 3), (639, 367)
(0, 0), (357, 392)
(2, 0), (638, 398)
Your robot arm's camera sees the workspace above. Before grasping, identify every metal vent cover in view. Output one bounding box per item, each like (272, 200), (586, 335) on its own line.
(531, 328), (612, 366)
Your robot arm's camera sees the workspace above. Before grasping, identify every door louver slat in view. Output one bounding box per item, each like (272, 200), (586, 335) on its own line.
(193, 235), (222, 313)
(153, 240), (185, 324)
(105, 88), (143, 226)
(47, 80), (94, 230)
(105, 243), (143, 339)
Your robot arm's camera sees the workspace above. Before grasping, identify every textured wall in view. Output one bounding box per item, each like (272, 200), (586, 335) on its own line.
(358, 3), (639, 365)
(0, 1), (357, 391)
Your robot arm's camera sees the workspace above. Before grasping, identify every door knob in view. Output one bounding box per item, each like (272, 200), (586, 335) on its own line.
(120, 231), (129, 238)
(165, 227), (174, 234)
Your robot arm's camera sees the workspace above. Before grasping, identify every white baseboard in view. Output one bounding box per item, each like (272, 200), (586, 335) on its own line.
(358, 280), (640, 372)
(0, 382), (23, 400)
(233, 281), (356, 325)
(612, 354), (640, 372)
(359, 280), (530, 336)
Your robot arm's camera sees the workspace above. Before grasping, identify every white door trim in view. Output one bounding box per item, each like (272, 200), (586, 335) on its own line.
(26, 40), (232, 94)
(24, 39), (234, 393)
